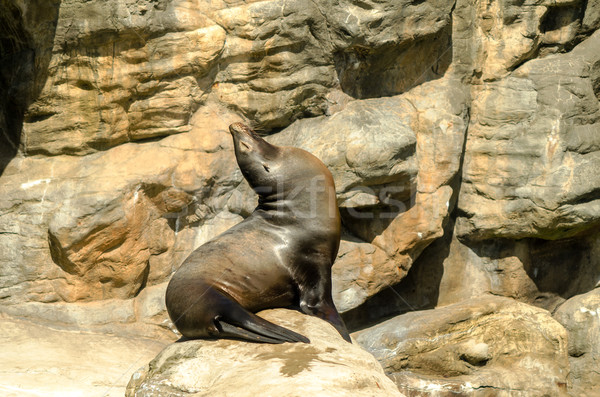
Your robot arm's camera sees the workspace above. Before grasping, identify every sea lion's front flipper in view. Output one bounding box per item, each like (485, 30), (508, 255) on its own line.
(217, 307), (310, 344)
(323, 310), (351, 343)
(300, 296), (351, 343)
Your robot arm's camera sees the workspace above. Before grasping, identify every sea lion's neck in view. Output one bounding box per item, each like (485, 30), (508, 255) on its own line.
(256, 181), (337, 219)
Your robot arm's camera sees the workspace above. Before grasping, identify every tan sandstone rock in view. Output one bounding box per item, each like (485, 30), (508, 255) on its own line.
(399, 221), (600, 314)
(0, 0), (463, 313)
(0, 313), (169, 397)
(126, 309), (404, 397)
(355, 296), (570, 396)
(458, 29), (600, 241)
(0, 106), (242, 303)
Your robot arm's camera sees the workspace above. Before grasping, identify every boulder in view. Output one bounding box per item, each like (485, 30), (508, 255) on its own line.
(354, 296), (570, 396)
(554, 288), (600, 396)
(126, 309), (404, 397)
(0, 282), (177, 340)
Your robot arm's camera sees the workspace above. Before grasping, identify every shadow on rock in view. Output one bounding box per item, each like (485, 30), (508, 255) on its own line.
(0, 0), (60, 176)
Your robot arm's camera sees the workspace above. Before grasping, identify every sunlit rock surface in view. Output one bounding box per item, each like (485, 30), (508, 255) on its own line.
(0, 313), (169, 397)
(126, 309), (404, 397)
(458, 30), (600, 241)
(355, 296), (570, 396)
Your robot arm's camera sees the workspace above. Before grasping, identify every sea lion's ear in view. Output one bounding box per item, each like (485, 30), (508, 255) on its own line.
(263, 164), (270, 172)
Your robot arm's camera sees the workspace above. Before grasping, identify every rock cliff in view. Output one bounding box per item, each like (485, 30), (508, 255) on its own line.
(1, 0), (600, 395)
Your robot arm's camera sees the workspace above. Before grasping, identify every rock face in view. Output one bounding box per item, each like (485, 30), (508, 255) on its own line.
(2, 0), (600, 395)
(271, 78), (468, 311)
(458, 29), (600, 241)
(126, 309), (404, 397)
(0, 0), (461, 308)
(0, 109), (241, 303)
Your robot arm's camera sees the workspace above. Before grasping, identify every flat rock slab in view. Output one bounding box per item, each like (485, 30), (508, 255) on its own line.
(127, 309), (404, 397)
(0, 314), (169, 397)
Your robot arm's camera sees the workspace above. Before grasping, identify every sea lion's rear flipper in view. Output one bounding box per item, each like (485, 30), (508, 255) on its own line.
(216, 321), (288, 344)
(217, 306), (310, 344)
(167, 280), (309, 344)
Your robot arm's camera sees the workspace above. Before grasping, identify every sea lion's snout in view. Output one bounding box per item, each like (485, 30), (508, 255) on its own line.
(229, 122), (250, 136)
(229, 123), (264, 142)
(229, 122), (279, 169)
(230, 123), (256, 154)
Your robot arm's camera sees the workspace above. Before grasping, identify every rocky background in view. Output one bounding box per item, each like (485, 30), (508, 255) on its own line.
(1, 0), (600, 396)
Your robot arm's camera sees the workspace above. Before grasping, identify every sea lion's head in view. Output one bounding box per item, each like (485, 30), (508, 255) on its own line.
(229, 123), (281, 192)
(229, 123), (336, 201)
(229, 123), (339, 221)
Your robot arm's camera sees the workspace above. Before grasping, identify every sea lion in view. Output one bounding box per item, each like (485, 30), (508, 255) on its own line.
(165, 122), (351, 344)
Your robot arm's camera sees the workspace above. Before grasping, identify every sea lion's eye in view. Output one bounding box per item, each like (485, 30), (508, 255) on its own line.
(263, 164), (270, 172)
(240, 141), (251, 150)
